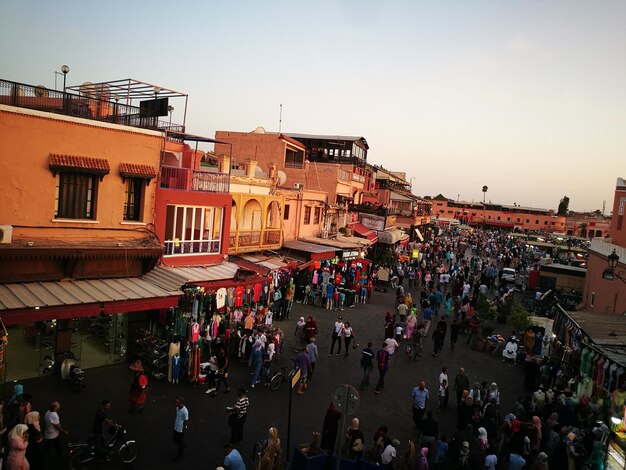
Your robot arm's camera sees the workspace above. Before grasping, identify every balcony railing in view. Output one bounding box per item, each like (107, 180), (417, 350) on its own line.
(228, 228), (282, 254)
(160, 166), (230, 193)
(0, 79), (184, 132)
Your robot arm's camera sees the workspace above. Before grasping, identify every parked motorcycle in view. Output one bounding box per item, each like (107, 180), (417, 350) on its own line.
(61, 351), (85, 391)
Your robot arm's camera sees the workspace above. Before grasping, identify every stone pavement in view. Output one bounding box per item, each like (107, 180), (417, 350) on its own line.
(6, 287), (524, 469)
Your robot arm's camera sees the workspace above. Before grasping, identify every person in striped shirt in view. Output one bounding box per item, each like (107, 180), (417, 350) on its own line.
(227, 388), (249, 444)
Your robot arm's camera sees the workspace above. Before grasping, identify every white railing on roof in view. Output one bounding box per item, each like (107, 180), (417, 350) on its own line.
(591, 238), (626, 264)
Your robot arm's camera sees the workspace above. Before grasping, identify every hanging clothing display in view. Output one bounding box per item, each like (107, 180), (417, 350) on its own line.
(168, 341), (181, 383)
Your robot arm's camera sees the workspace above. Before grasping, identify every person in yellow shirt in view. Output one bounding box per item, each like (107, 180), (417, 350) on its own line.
(244, 314), (255, 335)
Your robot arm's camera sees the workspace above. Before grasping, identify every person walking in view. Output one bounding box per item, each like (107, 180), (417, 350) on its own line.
(306, 337), (318, 381)
(172, 397), (189, 461)
(343, 322), (356, 356)
(223, 443), (245, 470)
(453, 368), (470, 406)
(450, 318), (460, 352)
(6, 424), (29, 470)
(431, 325), (445, 357)
(43, 400), (68, 463)
(295, 347), (311, 395)
(439, 367), (449, 408)
(359, 342), (375, 390)
(420, 411), (439, 464)
(227, 388), (249, 445)
(250, 339), (265, 389)
(329, 316), (344, 356)
(411, 382), (429, 431)
(374, 343), (391, 394)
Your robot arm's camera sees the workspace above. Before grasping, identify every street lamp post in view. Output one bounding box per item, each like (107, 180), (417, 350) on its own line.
(603, 249), (626, 283)
(61, 64), (70, 111)
(168, 105), (174, 126)
(153, 86), (161, 129)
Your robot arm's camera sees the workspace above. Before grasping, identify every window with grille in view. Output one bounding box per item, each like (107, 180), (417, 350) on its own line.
(314, 207), (321, 224)
(304, 206), (311, 225)
(55, 173), (98, 219)
(123, 178), (144, 221)
(284, 205), (290, 220)
(164, 205), (223, 256)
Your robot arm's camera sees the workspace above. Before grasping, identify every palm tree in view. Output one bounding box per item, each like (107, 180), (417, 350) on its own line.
(482, 185), (488, 204)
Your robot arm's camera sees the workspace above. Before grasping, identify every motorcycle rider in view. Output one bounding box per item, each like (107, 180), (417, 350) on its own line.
(92, 399), (116, 458)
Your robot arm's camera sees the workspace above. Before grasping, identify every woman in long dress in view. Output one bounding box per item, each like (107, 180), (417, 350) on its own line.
(6, 424), (29, 470)
(258, 426), (282, 470)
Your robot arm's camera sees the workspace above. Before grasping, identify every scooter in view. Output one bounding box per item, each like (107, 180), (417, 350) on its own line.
(61, 351), (85, 391)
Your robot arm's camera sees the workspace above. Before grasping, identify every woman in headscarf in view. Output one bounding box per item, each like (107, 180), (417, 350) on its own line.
(404, 311), (418, 341)
(258, 426), (282, 470)
(498, 413), (516, 457)
(24, 412), (43, 470)
(6, 423), (29, 470)
(414, 447), (429, 470)
(477, 427), (489, 461)
(250, 339), (265, 388)
(7, 384), (24, 430)
(294, 317), (306, 345)
(303, 316), (318, 343)
(345, 417), (365, 462)
(487, 383), (500, 405)
(320, 403), (342, 453)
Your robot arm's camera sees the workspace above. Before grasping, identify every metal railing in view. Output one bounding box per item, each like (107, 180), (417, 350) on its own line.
(159, 166), (230, 193)
(0, 79), (184, 132)
(228, 229), (282, 253)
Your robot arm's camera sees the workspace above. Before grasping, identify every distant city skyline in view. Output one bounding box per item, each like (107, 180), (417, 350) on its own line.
(1, 1), (624, 212)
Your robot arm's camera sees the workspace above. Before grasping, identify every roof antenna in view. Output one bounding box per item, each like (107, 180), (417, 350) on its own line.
(279, 104), (283, 133)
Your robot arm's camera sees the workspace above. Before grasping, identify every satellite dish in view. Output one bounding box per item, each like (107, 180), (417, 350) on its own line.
(253, 126), (266, 134)
(34, 85), (48, 97)
(94, 84), (110, 100)
(276, 170), (287, 186)
(80, 82), (95, 98)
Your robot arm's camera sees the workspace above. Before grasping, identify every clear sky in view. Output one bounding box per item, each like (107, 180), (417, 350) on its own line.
(2, 1), (624, 213)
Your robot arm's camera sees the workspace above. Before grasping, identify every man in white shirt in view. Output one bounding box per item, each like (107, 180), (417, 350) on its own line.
(329, 316), (344, 356)
(384, 337), (399, 358)
(44, 400), (68, 462)
(380, 439), (399, 468)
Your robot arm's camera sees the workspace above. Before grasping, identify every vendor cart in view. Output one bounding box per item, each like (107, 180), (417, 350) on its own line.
(374, 267), (390, 292)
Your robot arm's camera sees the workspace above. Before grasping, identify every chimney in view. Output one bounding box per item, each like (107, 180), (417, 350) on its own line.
(219, 154), (230, 173)
(246, 158), (258, 178)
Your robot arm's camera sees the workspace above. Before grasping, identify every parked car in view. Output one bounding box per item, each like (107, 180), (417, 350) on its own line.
(501, 268), (517, 283)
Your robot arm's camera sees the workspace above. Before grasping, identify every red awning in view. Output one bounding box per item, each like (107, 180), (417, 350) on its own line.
(49, 154), (110, 175)
(0, 296), (179, 325)
(119, 162), (157, 179)
(350, 223), (379, 243)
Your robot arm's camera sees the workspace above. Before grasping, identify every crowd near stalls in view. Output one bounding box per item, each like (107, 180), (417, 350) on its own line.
(346, 227), (607, 470)
(4, 226), (616, 470)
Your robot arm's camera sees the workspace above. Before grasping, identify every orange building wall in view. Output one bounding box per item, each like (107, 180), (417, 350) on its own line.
(279, 189), (327, 241)
(432, 199), (565, 232)
(0, 107), (162, 242)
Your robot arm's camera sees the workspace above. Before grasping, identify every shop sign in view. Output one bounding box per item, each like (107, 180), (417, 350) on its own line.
(343, 250), (359, 260)
(360, 214), (385, 231)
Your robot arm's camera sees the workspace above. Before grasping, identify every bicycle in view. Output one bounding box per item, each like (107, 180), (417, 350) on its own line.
(263, 360), (297, 392)
(68, 424), (137, 469)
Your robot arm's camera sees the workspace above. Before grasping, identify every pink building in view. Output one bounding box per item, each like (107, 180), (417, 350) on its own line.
(581, 177), (626, 314)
